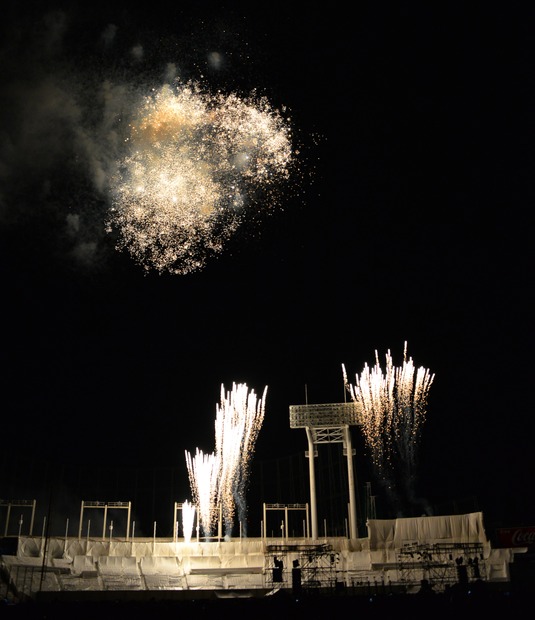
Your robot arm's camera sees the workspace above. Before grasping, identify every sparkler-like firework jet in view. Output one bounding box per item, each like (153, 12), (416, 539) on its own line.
(185, 382), (267, 540)
(342, 342), (435, 516)
(184, 448), (220, 538)
(181, 499), (196, 543)
(215, 383), (267, 538)
(107, 82), (294, 275)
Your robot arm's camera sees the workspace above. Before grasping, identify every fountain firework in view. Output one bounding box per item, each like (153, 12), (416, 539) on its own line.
(181, 500), (196, 543)
(342, 342), (435, 516)
(184, 448), (220, 538)
(185, 382), (267, 539)
(215, 383), (267, 537)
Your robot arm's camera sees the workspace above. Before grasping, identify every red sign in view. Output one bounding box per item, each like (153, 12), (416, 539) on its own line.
(496, 526), (535, 549)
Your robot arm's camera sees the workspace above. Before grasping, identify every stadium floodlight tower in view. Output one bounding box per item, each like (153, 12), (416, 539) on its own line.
(289, 401), (362, 540)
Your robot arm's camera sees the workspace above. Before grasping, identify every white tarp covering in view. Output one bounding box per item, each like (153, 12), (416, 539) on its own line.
(4, 513), (521, 595)
(73, 555), (96, 574)
(367, 512), (488, 550)
(140, 556), (182, 574)
(97, 556), (143, 590)
(140, 557), (184, 590)
(98, 556), (140, 574)
(486, 547), (516, 581)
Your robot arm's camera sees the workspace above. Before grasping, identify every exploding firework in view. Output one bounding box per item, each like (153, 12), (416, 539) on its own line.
(0, 7), (306, 274)
(342, 342), (434, 516)
(107, 81), (294, 275)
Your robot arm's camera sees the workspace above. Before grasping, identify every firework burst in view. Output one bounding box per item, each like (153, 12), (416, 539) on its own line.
(107, 82), (294, 275)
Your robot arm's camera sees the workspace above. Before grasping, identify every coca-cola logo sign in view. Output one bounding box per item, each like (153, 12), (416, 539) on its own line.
(497, 527), (535, 548)
(511, 529), (535, 546)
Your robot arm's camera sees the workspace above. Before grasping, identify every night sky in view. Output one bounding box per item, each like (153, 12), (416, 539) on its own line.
(1, 2), (533, 536)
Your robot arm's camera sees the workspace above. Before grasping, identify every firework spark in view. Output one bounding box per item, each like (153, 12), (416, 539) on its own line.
(107, 82), (294, 275)
(342, 342), (434, 516)
(181, 499), (196, 543)
(184, 448), (220, 538)
(185, 382), (267, 539)
(215, 383), (267, 537)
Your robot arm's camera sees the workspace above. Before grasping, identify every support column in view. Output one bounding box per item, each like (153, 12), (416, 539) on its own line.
(29, 500), (36, 536)
(126, 502), (131, 540)
(102, 505), (108, 539)
(343, 426), (358, 539)
(4, 504), (11, 536)
(306, 427), (318, 540)
(173, 503), (178, 543)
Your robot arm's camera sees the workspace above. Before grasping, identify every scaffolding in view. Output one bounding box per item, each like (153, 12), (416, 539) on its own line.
(0, 499), (36, 537)
(262, 503), (309, 539)
(78, 501), (132, 540)
(265, 543), (339, 591)
(397, 542), (486, 591)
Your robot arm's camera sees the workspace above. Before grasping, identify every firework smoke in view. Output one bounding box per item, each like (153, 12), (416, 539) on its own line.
(342, 342), (434, 516)
(0, 8), (297, 275)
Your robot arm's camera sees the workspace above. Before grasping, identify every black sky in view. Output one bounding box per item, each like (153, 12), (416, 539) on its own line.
(1, 2), (533, 534)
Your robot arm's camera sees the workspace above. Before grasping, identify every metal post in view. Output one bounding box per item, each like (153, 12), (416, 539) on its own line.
(30, 500), (36, 536)
(78, 501), (84, 540)
(126, 502), (131, 540)
(344, 426), (358, 539)
(40, 517), (46, 557)
(306, 428), (318, 539)
(102, 505), (108, 539)
(63, 518), (69, 556)
(5, 503), (11, 536)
